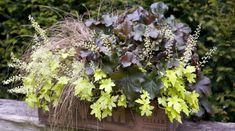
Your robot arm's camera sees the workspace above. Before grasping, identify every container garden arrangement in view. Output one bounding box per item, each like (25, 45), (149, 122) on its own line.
(3, 2), (215, 131)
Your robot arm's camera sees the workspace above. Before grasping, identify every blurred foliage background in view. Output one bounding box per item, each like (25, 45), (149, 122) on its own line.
(0, 0), (234, 122)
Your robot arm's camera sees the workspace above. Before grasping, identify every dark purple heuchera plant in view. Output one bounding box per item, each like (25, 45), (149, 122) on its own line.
(4, 2), (215, 123)
(85, 2), (213, 119)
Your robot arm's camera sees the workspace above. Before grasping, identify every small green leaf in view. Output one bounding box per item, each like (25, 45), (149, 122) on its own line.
(135, 90), (154, 116)
(185, 73), (196, 83)
(166, 70), (177, 86)
(90, 102), (102, 120)
(94, 69), (107, 81)
(74, 78), (95, 101)
(158, 97), (167, 107)
(167, 96), (182, 113)
(44, 94), (50, 102)
(99, 78), (115, 93)
(159, 64), (200, 123)
(90, 91), (117, 120)
(102, 108), (112, 118)
(25, 94), (38, 108)
(118, 94), (127, 107)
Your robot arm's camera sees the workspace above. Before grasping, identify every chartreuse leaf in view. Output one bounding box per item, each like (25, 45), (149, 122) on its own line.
(166, 70), (177, 86)
(42, 104), (49, 112)
(174, 80), (186, 97)
(102, 108), (112, 119)
(135, 90), (154, 116)
(90, 102), (102, 119)
(60, 47), (76, 59)
(185, 73), (196, 83)
(185, 91), (200, 112)
(161, 77), (170, 90)
(165, 106), (180, 123)
(183, 65), (196, 83)
(94, 69), (107, 81)
(51, 76), (70, 100)
(118, 94), (127, 107)
(183, 65), (196, 74)
(158, 97), (167, 107)
(25, 94), (39, 108)
(99, 78), (115, 93)
(73, 78), (95, 101)
(139, 104), (154, 116)
(90, 91), (118, 120)
(180, 100), (190, 116)
(158, 63), (199, 123)
(23, 74), (36, 92)
(53, 83), (64, 96)
(167, 96), (182, 113)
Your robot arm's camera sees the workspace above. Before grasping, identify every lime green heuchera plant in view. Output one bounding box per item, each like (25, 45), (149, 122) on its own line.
(3, 2), (216, 123)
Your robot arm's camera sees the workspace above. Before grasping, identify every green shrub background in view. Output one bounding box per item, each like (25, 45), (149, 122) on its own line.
(0, 0), (234, 122)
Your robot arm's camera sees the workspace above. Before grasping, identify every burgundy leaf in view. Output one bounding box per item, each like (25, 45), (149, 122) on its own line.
(113, 20), (132, 39)
(120, 52), (139, 67)
(141, 9), (155, 25)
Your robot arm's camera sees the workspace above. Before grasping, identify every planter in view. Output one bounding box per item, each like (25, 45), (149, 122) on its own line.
(38, 101), (178, 131)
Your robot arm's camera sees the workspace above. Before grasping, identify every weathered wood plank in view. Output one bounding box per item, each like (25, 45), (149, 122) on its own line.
(0, 99), (46, 131)
(0, 119), (44, 131)
(177, 121), (235, 131)
(0, 99), (41, 124)
(0, 99), (235, 131)
(0, 99), (72, 131)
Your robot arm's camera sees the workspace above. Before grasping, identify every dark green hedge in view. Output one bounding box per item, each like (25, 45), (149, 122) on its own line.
(0, 0), (88, 99)
(0, 0), (234, 122)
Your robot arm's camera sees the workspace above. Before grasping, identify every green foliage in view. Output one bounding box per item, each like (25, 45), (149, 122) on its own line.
(0, 0), (86, 98)
(117, 94), (127, 108)
(89, 69), (126, 120)
(135, 90), (154, 116)
(94, 69), (107, 81)
(90, 91), (118, 120)
(21, 46), (76, 110)
(74, 78), (95, 101)
(158, 64), (199, 123)
(99, 78), (115, 94)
